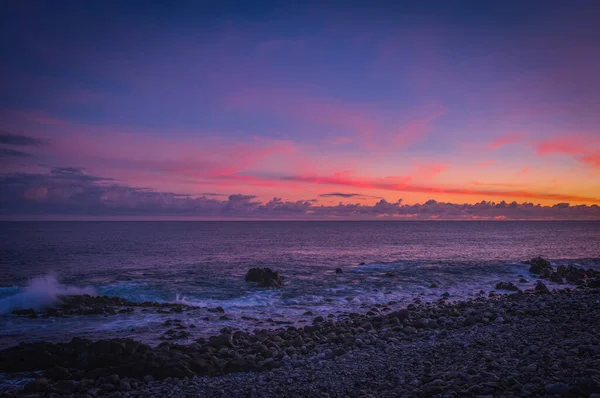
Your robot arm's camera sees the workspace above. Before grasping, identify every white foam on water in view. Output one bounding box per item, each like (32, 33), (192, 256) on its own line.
(0, 274), (97, 314)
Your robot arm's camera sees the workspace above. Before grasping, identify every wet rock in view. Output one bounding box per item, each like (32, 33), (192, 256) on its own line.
(245, 268), (285, 288)
(23, 378), (50, 393)
(43, 366), (71, 380)
(12, 308), (38, 318)
(535, 281), (550, 294)
(545, 382), (570, 394)
(525, 257), (553, 275)
(496, 282), (520, 291)
(549, 272), (563, 283)
(208, 306), (225, 313)
(384, 272), (395, 278)
(160, 329), (190, 340)
(335, 268), (343, 274)
(429, 283), (438, 288)
(587, 278), (600, 288)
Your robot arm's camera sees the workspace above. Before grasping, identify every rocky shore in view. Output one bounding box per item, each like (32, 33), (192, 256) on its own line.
(1, 262), (600, 397)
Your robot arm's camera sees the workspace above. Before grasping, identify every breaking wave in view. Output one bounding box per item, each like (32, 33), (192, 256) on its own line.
(0, 274), (97, 314)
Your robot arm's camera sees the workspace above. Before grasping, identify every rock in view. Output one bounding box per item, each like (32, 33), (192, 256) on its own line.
(12, 308), (38, 318)
(526, 257), (553, 275)
(496, 282), (520, 291)
(549, 272), (563, 283)
(359, 262), (366, 265)
(545, 382), (570, 394)
(388, 309), (410, 321)
(313, 316), (325, 324)
(522, 363), (537, 373)
(43, 366), (71, 380)
(208, 306), (225, 313)
(429, 283), (438, 288)
(335, 268), (343, 274)
(535, 281), (550, 294)
(23, 378), (50, 393)
(52, 379), (77, 394)
(384, 272), (395, 278)
(587, 278), (600, 288)
(245, 268), (285, 288)
(160, 329), (190, 340)
(519, 278), (528, 283)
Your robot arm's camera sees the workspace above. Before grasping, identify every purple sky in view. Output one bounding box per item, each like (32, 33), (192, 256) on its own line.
(1, 1), (599, 219)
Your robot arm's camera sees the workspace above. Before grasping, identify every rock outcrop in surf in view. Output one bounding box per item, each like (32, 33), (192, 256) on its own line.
(245, 268), (285, 288)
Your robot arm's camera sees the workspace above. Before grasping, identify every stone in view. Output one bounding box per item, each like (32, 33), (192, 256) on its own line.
(535, 281), (550, 294)
(495, 282), (520, 291)
(43, 366), (71, 380)
(526, 257), (553, 275)
(245, 268), (285, 288)
(23, 378), (50, 393)
(335, 268), (343, 274)
(549, 272), (563, 283)
(545, 382), (570, 394)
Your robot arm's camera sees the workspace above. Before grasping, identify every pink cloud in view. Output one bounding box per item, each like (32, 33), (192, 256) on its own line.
(489, 132), (525, 150)
(536, 134), (600, 168)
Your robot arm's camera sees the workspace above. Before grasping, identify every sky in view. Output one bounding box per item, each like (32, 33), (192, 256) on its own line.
(1, 0), (599, 220)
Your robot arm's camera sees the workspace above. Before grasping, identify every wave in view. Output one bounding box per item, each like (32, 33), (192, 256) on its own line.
(0, 274), (97, 314)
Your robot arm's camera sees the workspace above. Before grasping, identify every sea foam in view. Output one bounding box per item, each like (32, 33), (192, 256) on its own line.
(0, 274), (97, 314)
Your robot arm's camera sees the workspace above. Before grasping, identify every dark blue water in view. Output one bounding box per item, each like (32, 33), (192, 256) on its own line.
(1, 221), (599, 348)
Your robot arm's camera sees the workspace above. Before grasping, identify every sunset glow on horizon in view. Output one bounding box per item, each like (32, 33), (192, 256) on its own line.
(1, 1), (599, 219)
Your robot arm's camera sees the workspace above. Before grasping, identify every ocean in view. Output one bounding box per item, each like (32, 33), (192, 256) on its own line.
(1, 221), (599, 349)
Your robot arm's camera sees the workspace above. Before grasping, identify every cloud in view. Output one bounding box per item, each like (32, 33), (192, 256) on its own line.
(1, 167), (599, 220)
(488, 133), (525, 150)
(0, 148), (32, 158)
(536, 135), (600, 168)
(281, 172), (600, 204)
(0, 133), (46, 146)
(319, 192), (383, 199)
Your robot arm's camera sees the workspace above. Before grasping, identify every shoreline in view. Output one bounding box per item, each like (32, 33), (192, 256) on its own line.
(1, 284), (600, 397)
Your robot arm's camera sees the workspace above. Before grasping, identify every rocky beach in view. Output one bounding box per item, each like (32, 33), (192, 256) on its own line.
(1, 260), (600, 397)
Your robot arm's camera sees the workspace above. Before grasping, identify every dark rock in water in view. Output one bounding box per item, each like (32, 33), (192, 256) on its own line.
(384, 272), (395, 278)
(525, 257), (553, 275)
(313, 316), (325, 324)
(535, 281), (550, 294)
(359, 262), (366, 265)
(23, 378), (50, 393)
(245, 268), (285, 288)
(587, 278), (600, 288)
(208, 306), (225, 313)
(13, 308), (38, 318)
(160, 329), (190, 340)
(43, 366), (71, 380)
(429, 283), (438, 288)
(519, 278), (528, 283)
(495, 282), (520, 292)
(335, 268), (343, 274)
(540, 268), (553, 279)
(549, 272), (563, 283)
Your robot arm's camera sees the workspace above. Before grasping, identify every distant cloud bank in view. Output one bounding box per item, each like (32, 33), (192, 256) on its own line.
(1, 168), (599, 220)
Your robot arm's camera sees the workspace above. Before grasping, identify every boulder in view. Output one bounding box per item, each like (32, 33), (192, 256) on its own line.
(535, 281), (550, 294)
(335, 268), (343, 274)
(549, 272), (563, 283)
(495, 282), (520, 292)
(525, 257), (553, 275)
(244, 268), (285, 288)
(587, 278), (600, 288)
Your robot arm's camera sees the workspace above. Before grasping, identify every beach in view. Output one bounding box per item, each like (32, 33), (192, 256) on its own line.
(1, 273), (600, 397)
